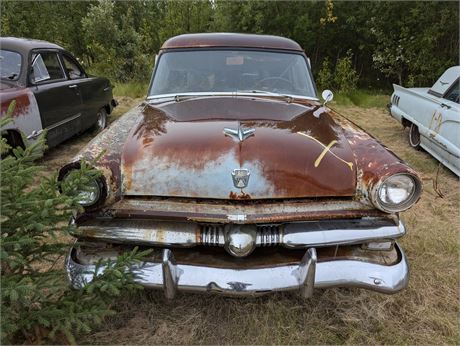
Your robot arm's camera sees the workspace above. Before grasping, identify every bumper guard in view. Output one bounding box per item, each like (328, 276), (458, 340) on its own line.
(66, 243), (409, 299)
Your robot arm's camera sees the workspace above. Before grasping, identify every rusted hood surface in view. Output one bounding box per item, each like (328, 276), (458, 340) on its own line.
(121, 97), (357, 199)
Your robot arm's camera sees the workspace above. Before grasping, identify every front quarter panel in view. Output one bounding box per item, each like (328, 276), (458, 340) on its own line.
(59, 103), (144, 206)
(0, 86), (43, 145)
(328, 108), (421, 205)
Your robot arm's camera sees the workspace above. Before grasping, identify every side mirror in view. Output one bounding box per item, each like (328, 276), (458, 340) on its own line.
(321, 89), (334, 105)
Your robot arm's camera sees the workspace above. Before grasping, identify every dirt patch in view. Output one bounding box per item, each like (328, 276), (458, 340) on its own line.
(40, 97), (142, 173)
(41, 101), (459, 344)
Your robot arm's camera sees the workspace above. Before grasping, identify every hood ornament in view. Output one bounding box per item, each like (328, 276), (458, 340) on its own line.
(232, 168), (250, 189)
(224, 125), (255, 142)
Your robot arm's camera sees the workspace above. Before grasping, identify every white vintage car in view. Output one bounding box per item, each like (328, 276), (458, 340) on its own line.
(389, 66), (460, 176)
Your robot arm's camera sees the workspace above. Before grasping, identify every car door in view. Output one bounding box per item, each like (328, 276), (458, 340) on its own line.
(432, 81), (460, 174)
(29, 50), (83, 148)
(61, 52), (110, 131)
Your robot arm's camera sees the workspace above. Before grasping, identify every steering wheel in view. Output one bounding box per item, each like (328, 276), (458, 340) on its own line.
(253, 77), (294, 91)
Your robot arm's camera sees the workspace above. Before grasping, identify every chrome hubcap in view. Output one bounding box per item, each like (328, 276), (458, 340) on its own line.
(97, 112), (106, 129)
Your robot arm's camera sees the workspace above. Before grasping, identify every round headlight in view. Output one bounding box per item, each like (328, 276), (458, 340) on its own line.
(61, 170), (102, 207)
(372, 174), (421, 213)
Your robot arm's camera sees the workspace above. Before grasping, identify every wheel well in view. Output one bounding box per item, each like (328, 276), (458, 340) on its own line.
(401, 118), (412, 128)
(2, 130), (25, 149)
(104, 105), (111, 115)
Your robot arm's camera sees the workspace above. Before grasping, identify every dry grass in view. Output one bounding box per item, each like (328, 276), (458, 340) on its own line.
(41, 99), (459, 345)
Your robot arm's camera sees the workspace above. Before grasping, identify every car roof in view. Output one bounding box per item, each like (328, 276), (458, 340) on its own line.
(429, 66), (460, 97)
(0, 37), (63, 55)
(161, 33), (304, 52)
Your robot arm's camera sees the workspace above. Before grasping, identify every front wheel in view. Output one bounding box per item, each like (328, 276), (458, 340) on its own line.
(408, 123), (421, 150)
(94, 108), (108, 132)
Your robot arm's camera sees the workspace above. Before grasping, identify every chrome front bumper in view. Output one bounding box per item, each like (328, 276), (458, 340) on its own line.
(73, 218), (405, 249)
(66, 242), (409, 299)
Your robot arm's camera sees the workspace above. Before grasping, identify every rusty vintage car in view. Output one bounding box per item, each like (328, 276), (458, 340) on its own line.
(1, 37), (116, 151)
(61, 33), (422, 299)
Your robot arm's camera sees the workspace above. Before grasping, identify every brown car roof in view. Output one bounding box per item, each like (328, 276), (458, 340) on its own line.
(161, 33), (303, 52)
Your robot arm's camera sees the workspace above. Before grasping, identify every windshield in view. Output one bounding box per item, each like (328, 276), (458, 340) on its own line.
(0, 50), (22, 81)
(149, 50), (316, 98)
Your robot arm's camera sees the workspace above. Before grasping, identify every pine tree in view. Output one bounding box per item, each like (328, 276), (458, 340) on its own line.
(1, 102), (149, 344)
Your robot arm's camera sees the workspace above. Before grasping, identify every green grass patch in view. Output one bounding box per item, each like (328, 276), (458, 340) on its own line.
(113, 81), (149, 98)
(332, 89), (391, 108)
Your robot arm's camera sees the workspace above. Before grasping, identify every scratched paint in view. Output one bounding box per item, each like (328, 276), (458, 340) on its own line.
(296, 132), (353, 170)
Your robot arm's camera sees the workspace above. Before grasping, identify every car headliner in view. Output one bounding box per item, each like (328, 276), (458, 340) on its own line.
(161, 33), (304, 52)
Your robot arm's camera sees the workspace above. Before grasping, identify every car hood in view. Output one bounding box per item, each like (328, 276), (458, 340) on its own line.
(120, 97), (356, 199)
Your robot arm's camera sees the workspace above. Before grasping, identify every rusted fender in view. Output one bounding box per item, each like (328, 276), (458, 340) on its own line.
(0, 82), (42, 145)
(59, 104), (146, 205)
(327, 107), (422, 205)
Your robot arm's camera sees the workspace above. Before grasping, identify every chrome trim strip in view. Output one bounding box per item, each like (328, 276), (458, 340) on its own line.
(282, 220), (406, 248)
(66, 243), (409, 297)
(46, 112), (81, 131)
(74, 219), (405, 249)
(27, 129), (43, 140)
(146, 91), (319, 102)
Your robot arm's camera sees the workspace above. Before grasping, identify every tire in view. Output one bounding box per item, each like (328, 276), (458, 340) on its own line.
(93, 108), (108, 132)
(408, 123), (421, 150)
(1, 130), (25, 159)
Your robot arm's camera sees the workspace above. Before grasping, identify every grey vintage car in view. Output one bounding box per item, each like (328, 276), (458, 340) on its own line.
(389, 66), (460, 176)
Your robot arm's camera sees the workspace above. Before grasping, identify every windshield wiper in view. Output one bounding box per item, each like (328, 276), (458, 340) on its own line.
(236, 89), (293, 103)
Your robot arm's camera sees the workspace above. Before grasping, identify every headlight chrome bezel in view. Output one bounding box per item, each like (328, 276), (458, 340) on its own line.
(371, 173), (422, 213)
(59, 165), (106, 208)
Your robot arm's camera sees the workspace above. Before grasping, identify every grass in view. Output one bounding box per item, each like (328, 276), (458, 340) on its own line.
(113, 81), (149, 99)
(332, 89), (391, 109)
(40, 92), (459, 345)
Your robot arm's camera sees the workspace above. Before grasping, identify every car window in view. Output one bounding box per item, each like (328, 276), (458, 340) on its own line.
(0, 49), (22, 81)
(62, 54), (84, 79)
(31, 52), (64, 83)
(444, 80), (459, 104)
(149, 50), (316, 98)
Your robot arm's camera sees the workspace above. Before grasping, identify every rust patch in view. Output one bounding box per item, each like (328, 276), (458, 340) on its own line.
(161, 33), (303, 52)
(229, 191), (251, 200)
(121, 97), (357, 199)
(0, 86), (31, 117)
(106, 196), (387, 224)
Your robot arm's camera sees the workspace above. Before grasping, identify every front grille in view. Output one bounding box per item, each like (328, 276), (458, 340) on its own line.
(199, 224), (283, 247)
(257, 225), (283, 246)
(200, 224), (224, 246)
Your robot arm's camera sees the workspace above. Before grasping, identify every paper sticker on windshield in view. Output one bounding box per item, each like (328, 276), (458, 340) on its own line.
(226, 56), (244, 65)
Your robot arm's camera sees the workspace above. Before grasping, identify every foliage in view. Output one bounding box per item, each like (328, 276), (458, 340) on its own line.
(0, 104), (149, 344)
(369, 2), (458, 86)
(81, 0), (152, 81)
(316, 57), (333, 91)
(334, 51), (359, 93)
(0, 1), (458, 88)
